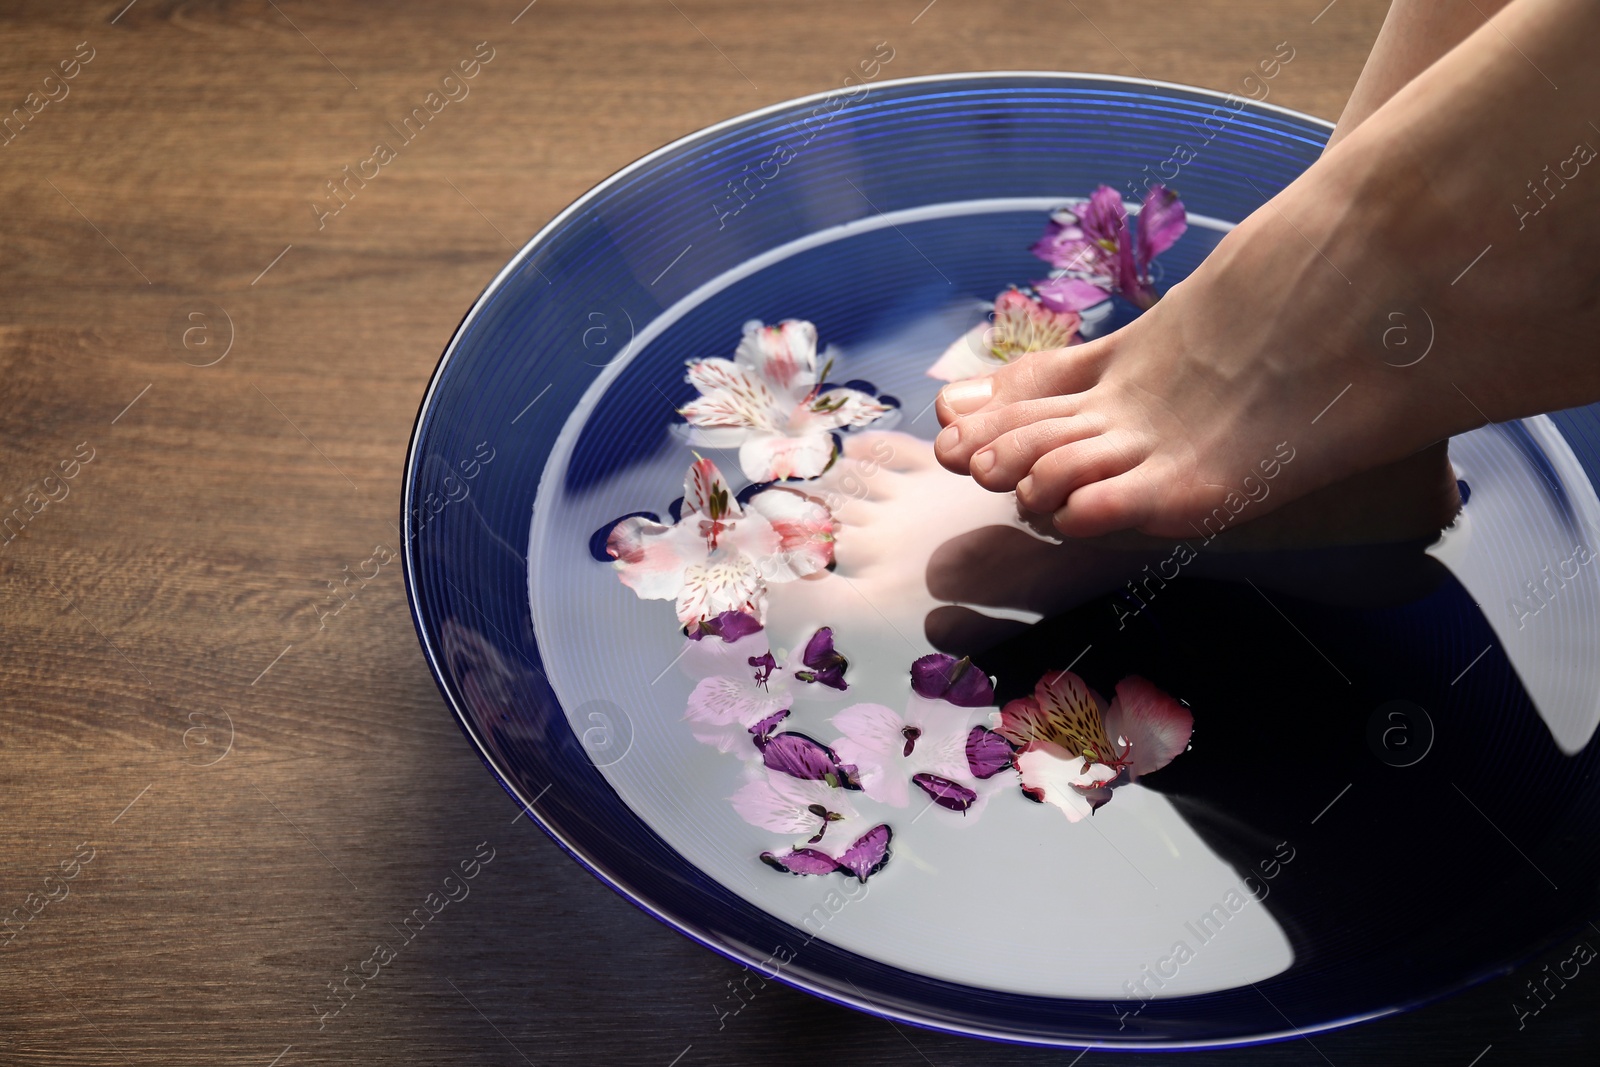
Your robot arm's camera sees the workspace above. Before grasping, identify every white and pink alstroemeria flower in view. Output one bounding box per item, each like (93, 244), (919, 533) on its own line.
(927, 289), (1083, 382)
(1031, 184), (1188, 312)
(996, 670), (1193, 822)
(830, 696), (995, 815)
(606, 458), (836, 629)
(679, 319), (892, 482)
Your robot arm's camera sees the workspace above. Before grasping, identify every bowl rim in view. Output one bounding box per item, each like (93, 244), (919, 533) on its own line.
(401, 70), (1370, 1051)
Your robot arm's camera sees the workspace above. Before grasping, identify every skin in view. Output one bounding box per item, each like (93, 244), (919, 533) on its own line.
(933, 0), (1600, 543)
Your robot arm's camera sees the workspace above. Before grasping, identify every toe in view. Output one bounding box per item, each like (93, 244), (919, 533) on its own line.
(934, 395), (1082, 474)
(1015, 435), (1142, 516)
(1052, 467), (1159, 539)
(987, 340), (1107, 406)
(969, 415), (1099, 492)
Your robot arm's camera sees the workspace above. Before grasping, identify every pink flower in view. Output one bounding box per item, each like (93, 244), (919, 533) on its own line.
(606, 457), (835, 628)
(1031, 185), (1187, 311)
(679, 319), (892, 482)
(995, 670), (1193, 821)
(928, 289), (1083, 382)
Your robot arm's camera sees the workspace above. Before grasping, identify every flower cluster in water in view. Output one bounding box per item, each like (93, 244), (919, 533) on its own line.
(600, 192), (1192, 883)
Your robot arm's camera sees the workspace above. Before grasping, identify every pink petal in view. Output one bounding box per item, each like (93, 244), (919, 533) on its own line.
(1101, 676), (1194, 780)
(1079, 185), (1129, 245)
(1034, 275), (1112, 313)
(742, 487), (835, 580)
(685, 674), (786, 727)
(606, 517), (693, 602)
(1137, 184), (1188, 265)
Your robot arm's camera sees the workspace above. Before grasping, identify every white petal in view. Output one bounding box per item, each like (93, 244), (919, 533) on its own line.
(675, 552), (767, 626)
(926, 323), (1003, 382)
(1014, 741), (1120, 822)
(681, 359), (783, 433)
(735, 320), (818, 397)
(738, 432), (836, 482)
(798, 388), (892, 432)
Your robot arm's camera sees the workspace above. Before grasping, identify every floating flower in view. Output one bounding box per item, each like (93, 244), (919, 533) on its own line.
(927, 289), (1083, 382)
(1031, 184), (1188, 312)
(995, 670), (1193, 821)
(679, 319), (893, 482)
(606, 457), (835, 628)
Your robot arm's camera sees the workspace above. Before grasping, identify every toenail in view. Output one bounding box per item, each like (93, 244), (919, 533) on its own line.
(971, 450), (996, 475)
(936, 424), (961, 451)
(940, 378), (993, 414)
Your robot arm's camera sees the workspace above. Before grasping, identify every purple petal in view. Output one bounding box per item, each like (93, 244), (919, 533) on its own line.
(965, 726), (1015, 779)
(1034, 275), (1111, 313)
(835, 824), (892, 883)
(747, 709), (790, 744)
(689, 610), (765, 642)
(1137, 184), (1188, 267)
(748, 651), (777, 689)
(795, 626), (849, 690)
(759, 732), (862, 789)
(910, 654), (995, 707)
(912, 772), (978, 812)
(760, 848), (841, 876)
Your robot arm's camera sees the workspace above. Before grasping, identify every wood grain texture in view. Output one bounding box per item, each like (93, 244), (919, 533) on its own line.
(1, 1), (1593, 1063)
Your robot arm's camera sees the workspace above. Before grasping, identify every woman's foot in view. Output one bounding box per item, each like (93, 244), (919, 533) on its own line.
(933, 0), (1600, 542)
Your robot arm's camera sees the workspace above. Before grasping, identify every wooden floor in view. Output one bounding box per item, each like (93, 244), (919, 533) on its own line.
(1, 1), (1593, 1063)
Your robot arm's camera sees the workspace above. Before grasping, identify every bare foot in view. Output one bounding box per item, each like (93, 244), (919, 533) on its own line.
(932, 0), (1600, 542)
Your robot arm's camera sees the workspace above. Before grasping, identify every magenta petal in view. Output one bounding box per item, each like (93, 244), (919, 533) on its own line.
(912, 772), (978, 812)
(1079, 185), (1128, 243)
(910, 653), (995, 707)
(835, 824), (892, 883)
(795, 626), (849, 690)
(1034, 275), (1111, 313)
(965, 726), (1015, 779)
(748, 709), (790, 744)
(1102, 676), (1194, 779)
(760, 848), (841, 876)
(759, 732), (862, 789)
(1137, 184), (1188, 266)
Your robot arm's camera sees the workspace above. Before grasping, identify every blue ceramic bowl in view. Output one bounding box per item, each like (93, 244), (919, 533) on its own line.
(403, 73), (1600, 1048)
